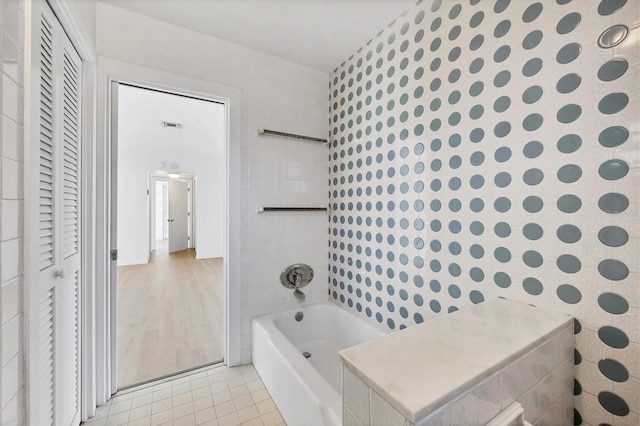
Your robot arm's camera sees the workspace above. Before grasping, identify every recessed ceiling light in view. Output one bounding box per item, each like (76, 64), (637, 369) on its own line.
(168, 172), (181, 179)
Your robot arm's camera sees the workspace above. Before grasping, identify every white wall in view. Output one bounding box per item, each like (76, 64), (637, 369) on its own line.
(97, 2), (329, 362)
(117, 85), (225, 265)
(59, 0), (96, 48)
(0, 1), (26, 423)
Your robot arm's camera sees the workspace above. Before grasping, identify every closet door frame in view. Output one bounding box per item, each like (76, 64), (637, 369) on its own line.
(24, 0), (98, 423)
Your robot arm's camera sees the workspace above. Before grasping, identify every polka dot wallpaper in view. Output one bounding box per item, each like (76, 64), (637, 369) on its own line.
(327, 0), (638, 424)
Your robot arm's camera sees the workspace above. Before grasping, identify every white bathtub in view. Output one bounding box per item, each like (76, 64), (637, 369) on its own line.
(252, 302), (385, 425)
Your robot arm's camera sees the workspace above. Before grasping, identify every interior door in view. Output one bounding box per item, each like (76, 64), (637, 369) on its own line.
(59, 34), (82, 426)
(29, 2), (82, 425)
(168, 180), (189, 253)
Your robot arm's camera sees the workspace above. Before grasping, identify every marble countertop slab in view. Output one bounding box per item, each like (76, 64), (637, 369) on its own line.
(338, 298), (573, 423)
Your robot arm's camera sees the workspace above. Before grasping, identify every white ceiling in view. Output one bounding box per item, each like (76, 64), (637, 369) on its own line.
(99, 0), (415, 72)
(117, 84), (224, 158)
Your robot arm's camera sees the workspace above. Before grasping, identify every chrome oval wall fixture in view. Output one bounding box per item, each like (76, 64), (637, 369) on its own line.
(281, 264), (314, 300)
(280, 264), (314, 289)
(597, 24), (629, 48)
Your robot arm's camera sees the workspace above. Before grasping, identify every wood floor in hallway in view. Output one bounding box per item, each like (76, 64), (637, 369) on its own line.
(117, 243), (223, 388)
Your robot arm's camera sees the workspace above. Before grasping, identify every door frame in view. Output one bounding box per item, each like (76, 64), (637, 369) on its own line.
(149, 176), (170, 254)
(96, 58), (242, 401)
(151, 176), (195, 254)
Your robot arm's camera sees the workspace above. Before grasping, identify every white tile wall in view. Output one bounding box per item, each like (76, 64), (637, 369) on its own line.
(329, 0), (639, 423)
(343, 405), (361, 426)
(96, 2), (329, 363)
(370, 390), (405, 426)
(475, 373), (502, 425)
(0, 0), (25, 424)
(343, 367), (370, 424)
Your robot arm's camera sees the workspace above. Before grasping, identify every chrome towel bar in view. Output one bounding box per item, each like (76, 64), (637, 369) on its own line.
(257, 206), (328, 213)
(258, 128), (327, 143)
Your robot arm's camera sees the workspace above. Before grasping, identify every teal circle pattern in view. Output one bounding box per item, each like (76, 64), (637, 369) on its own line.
(327, 1), (635, 419)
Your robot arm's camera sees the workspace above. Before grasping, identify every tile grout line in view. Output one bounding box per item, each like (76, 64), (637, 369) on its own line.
(114, 362), (227, 397)
(84, 363), (286, 426)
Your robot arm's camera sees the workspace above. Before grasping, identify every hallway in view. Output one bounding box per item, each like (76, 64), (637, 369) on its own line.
(117, 243), (224, 388)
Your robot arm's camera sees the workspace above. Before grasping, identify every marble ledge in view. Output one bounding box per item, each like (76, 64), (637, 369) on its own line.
(338, 297), (573, 424)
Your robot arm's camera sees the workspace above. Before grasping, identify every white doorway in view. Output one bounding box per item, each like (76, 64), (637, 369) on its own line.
(154, 180), (169, 248)
(114, 83), (225, 388)
(150, 176), (196, 255)
(94, 59), (242, 409)
(168, 178), (190, 253)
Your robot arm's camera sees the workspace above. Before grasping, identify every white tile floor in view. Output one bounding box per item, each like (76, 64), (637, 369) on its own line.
(83, 364), (286, 426)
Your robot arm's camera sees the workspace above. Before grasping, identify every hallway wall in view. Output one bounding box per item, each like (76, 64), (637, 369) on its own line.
(0, 1), (26, 423)
(97, 2), (329, 362)
(328, 0), (638, 424)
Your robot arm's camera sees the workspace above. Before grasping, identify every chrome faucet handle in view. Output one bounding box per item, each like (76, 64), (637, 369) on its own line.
(280, 264), (314, 289)
(291, 271), (302, 287)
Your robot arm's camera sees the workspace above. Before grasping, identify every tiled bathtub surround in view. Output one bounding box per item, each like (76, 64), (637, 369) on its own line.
(339, 298), (574, 425)
(343, 341), (573, 426)
(328, 0), (639, 424)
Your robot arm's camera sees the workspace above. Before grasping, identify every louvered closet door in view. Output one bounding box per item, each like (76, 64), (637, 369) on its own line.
(58, 35), (82, 426)
(30, 2), (82, 425)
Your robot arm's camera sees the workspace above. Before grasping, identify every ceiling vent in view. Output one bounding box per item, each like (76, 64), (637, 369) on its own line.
(161, 121), (183, 129)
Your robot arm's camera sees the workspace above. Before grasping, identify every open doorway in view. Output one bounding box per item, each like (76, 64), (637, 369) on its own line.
(150, 175), (196, 255)
(115, 84), (225, 388)
(153, 179), (170, 252)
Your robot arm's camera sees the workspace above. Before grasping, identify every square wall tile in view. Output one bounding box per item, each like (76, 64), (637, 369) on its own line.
(1, 278), (20, 325)
(343, 367), (370, 424)
(518, 387), (542, 426)
(1, 157), (21, 199)
(370, 390), (405, 426)
(450, 389), (478, 426)
(574, 392), (613, 426)
(1, 74), (20, 124)
(0, 391), (20, 425)
(537, 391), (573, 426)
(539, 361), (571, 415)
(475, 372), (501, 424)
(2, 31), (20, 85)
(539, 328), (573, 376)
(612, 377), (640, 416)
(1, 115), (21, 162)
(413, 403), (450, 426)
(501, 348), (539, 409)
(344, 406), (363, 426)
(0, 199), (21, 241)
(0, 238), (20, 284)
(1, 0), (20, 44)
(1, 315), (20, 367)
(0, 352), (20, 409)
